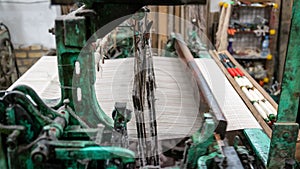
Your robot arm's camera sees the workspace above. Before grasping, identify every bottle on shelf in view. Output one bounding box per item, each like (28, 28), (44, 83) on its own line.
(227, 38), (234, 54)
(261, 35), (269, 57)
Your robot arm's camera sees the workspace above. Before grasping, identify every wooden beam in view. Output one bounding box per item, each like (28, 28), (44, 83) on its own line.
(277, 0), (293, 83)
(157, 6), (168, 55)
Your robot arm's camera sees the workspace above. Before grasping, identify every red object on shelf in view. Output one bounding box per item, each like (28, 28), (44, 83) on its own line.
(227, 68), (236, 77)
(235, 68), (245, 76)
(259, 80), (264, 86)
(232, 68), (240, 77)
(227, 28), (237, 35)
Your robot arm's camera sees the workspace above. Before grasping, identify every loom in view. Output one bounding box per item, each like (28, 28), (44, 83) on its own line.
(0, 0), (299, 168)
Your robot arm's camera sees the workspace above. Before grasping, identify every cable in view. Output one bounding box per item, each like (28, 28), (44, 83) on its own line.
(0, 0), (48, 4)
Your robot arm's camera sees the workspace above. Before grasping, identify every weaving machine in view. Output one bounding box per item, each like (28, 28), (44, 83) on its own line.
(0, 0), (299, 168)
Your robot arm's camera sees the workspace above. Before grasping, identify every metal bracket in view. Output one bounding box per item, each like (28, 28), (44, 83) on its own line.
(267, 123), (299, 168)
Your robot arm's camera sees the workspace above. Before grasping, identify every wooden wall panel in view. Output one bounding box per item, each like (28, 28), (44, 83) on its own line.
(277, 0), (293, 83)
(149, 5), (208, 52)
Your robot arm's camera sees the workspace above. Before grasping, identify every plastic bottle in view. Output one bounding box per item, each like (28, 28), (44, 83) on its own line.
(227, 38), (234, 54)
(261, 35), (269, 57)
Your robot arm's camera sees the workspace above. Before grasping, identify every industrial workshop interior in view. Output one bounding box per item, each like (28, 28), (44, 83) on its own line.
(0, 0), (299, 168)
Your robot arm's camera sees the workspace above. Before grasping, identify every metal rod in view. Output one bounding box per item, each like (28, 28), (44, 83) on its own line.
(174, 35), (227, 139)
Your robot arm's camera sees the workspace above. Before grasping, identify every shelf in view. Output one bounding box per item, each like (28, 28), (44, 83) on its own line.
(225, 0), (278, 87)
(232, 3), (274, 8)
(232, 54), (267, 59)
(235, 30), (255, 34)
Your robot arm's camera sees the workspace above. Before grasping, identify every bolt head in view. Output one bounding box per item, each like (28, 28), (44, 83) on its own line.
(283, 132), (290, 139)
(33, 154), (44, 163)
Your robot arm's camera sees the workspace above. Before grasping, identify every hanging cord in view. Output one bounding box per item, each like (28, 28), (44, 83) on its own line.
(94, 36), (109, 77)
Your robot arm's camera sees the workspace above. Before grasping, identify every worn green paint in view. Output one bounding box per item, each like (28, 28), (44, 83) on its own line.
(55, 16), (114, 128)
(186, 113), (216, 168)
(244, 128), (270, 166)
(8, 0), (300, 168)
(198, 152), (222, 169)
(64, 17), (86, 47)
(276, 0), (300, 123)
(53, 4), (145, 128)
(268, 123), (298, 168)
(12, 85), (62, 119)
(62, 127), (99, 138)
(0, 78), (134, 169)
(267, 0), (300, 168)
(55, 147), (135, 162)
(0, 1), (217, 168)
(0, 3), (150, 168)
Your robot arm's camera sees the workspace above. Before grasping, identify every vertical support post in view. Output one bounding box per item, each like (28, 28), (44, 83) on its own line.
(267, 0), (300, 168)
(54, 15), (114, 128)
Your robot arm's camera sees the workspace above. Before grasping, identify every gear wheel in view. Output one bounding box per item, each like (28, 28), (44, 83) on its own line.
(0, 38), (19, 90)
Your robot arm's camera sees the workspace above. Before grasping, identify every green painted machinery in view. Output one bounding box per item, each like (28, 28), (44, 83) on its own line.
(0, 0), (299, 168)
(0, 0), (206, 169)
(0, 85), (135, 169)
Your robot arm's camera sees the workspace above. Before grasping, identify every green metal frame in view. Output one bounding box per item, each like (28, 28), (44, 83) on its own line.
(268, 0), (300, 168)
(1, 1), (210, 168)
(0, 0), (299, 168)
(185, 113), (220, 169)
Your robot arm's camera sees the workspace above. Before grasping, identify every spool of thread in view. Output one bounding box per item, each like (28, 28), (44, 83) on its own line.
(234, 76), (245, 87)
(220, 59), (236, 77)
(249, 89), (262, 101)
(253, 88), (277, 115)
(263, 100), (277, 116)
(253, 102), (269, 122)
(248, 88), (259, 102)
(259, 101), (276, 121)
(228, 68), (237, 77)
(227, 61), (235, 68)
(242, 87), (255, 102)
(232, 68), (241, 77)
(235, 67), (244, 76)
(253, 88), (265, 100)
(241, 77), (253, 88)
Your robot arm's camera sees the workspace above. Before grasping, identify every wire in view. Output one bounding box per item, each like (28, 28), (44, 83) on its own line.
(0, 0), (48, 4)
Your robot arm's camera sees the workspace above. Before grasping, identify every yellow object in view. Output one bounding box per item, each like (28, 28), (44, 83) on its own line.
(223, 3), (229, 8)
(273, 3), (279, 9)
(267, 54), (273, 60)
(219, 1), (224, 6)
(263, 77), (269, 83)
(269, 29), (276, 35)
